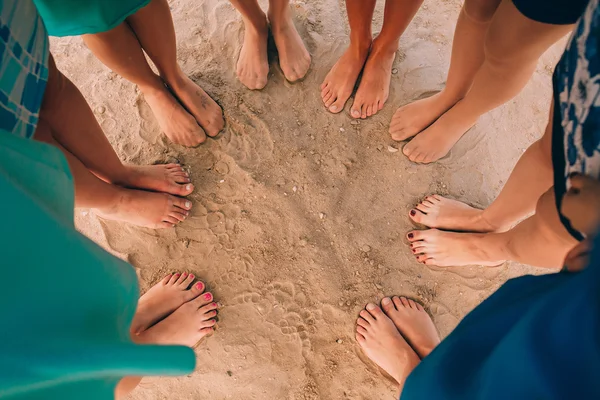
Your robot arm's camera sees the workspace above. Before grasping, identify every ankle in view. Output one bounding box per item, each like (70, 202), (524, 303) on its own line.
(244, 13), (269, 36)
(478, 210), (509, 232)
(138, 80), (168, 99)
(349, 35), (372, 57)
(267, 5), (291, 29)
(371, 35), (399, 56)
(391, 348), (420, 387)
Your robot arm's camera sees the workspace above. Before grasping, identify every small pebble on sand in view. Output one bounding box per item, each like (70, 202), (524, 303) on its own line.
(350, 120), (360, 125)
(361, 245), (371, 253)
(388, 145), (399, 153)
(392, 68), (398, 74)
(319, 212), (325, 219)
(339, 127), (345, 132)
(336, 339), (343, 344)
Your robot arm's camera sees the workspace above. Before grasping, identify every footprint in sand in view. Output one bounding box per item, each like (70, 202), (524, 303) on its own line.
(221, 103), (273, 169)
(135, 94), (163, 145)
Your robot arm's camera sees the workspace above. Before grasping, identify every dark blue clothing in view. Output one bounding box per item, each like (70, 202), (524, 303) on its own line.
(553, 0), (600, 240)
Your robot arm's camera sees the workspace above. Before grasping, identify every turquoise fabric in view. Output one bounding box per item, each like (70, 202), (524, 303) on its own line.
(0, 132), (196, 400)
(33, 0), (151, 37)
(0, 0), (195, 397)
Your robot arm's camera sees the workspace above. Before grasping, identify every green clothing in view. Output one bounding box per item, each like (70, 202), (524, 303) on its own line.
(0, 132), (195, 399)
(33, 0), (151, 37)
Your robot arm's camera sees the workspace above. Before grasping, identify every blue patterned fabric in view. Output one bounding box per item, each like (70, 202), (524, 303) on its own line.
(0, 0), (49, 139)
(553, 0), (600, 240)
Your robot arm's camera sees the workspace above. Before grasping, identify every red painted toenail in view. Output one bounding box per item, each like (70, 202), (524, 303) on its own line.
(212, 303), (217, 307)
(408, 233), (414, 239)
(410, 210), (416, 216)
(204, 293), (212, 300)
(195, 282), (204, 290)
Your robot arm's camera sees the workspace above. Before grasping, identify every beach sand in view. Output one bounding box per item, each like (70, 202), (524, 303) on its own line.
(51, 0), (566, 398)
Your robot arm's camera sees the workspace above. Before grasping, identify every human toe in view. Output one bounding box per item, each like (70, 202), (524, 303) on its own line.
(168, 273), (181, 285)
(381, 297), (396, 314)
(365, 303), (384, 319)
(171, 196), (192, 212)
(180, 273), (195, 287)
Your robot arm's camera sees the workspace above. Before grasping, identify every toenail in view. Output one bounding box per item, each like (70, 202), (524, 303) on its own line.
(382, 298), (391, 305)
(366, 303), (376, 311)
(330, 105), (337, 112)
(185, 201), (191, 208)
(410, 210), (416, 216)
(196, 282), (204, 290)
(212, 302), (217, 307)
(174, 273), (180, 276)
(408, 233), (414, 239)
(189, 274), (194, 279)
(186, 184), (192, 191)
(204, 293), (213, 300)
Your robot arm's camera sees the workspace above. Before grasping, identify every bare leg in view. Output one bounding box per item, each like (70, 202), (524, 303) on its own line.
(356, 303), (420, 395)
(407, 187), (579, 268)
(268, 0), (311, 82)
(390, 0), (501, 140)
(350, 0), (423, 119)
(126, 0), (224, 137)
(321, 0), (375, 114)
(409, 106), (554, 232)
(40, 56), (194, 197)
(229, 0), (270, 89)
(35, 126), (192, 229)
(82, 20), (211, 146)
(403, 0), (573, 163)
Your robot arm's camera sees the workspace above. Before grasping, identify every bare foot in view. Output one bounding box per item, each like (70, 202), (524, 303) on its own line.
(402, 101), (477, 163)
(407, 229), (504, 267)
(381, 297), (440, 359)
(409, 195), (497, 232)
(137, 291), (218, 347)
(389, 91), (460, 141)
(95, 189), (192, 229)
(269, 10), (311, 82)
(320, 43), (370, 114)
(143, 87), (206, 147)
(168, 74), (225, 138)
(117, 164), (194, 197)
(356, 303), (420, 387)
(237, 18), (269, 90)
(350, 39), (396, 119)
(131, 274), (206, 334)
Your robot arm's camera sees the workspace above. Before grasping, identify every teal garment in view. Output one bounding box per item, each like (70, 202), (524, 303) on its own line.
(33, 0), (151, 37)
(0, 132), (196, 399)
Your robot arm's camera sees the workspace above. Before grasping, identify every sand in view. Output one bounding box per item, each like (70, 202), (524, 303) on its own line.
(50, 0), (567, 398)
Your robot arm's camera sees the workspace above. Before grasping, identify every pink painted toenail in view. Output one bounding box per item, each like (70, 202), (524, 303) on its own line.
(212, 303), (217, 307)
(189, 274), (194, 279)
(195, 282), (204, 290)
(204, 293), (212, 300)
